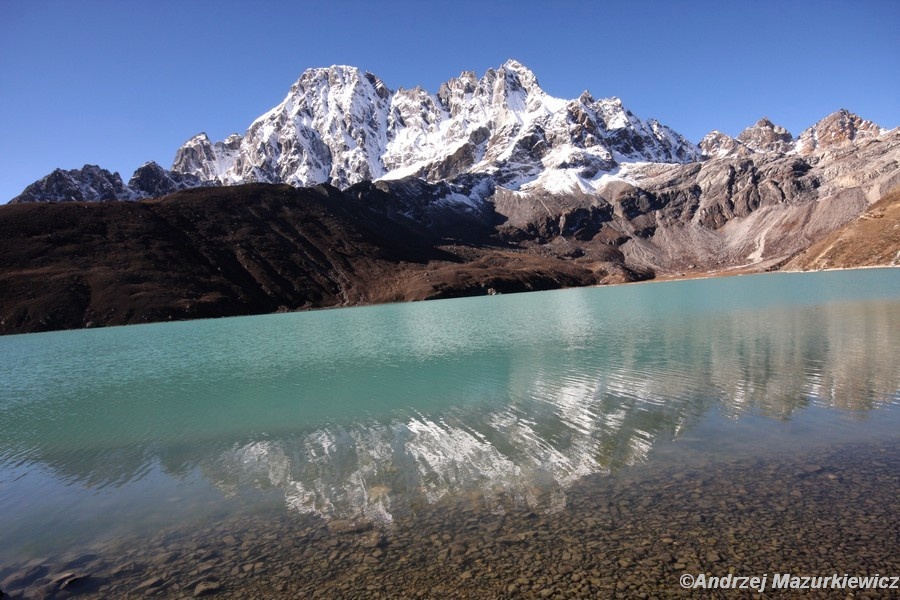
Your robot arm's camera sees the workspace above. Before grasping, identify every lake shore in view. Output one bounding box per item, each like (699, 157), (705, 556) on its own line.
(3, 437), (897, 599)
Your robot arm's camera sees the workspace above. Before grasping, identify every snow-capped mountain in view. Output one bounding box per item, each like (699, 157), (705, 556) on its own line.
(169, 60), (700, 194)
(9, 61), (896, 205)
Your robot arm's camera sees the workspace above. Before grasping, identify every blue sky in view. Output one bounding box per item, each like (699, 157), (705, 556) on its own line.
(1, 0), (897, 203)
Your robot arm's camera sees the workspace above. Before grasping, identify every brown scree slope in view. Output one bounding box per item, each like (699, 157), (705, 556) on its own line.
(783, 187), (900, 271)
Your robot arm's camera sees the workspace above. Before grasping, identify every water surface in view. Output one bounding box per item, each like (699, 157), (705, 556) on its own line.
(1, 269), (898, 596)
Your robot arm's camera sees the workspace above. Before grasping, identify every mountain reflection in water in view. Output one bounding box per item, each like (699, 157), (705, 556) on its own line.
(1, 271), (898, 541)
(197, 298), (898, 525)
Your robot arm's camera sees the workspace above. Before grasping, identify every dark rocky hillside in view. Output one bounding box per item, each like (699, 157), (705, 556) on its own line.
(0, 184), (637, 335)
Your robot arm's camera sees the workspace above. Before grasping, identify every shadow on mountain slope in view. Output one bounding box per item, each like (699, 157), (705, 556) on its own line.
(0, 184), (638, 335)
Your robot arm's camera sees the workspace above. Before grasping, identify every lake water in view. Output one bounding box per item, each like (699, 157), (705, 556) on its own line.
(1, 269), (898, 598)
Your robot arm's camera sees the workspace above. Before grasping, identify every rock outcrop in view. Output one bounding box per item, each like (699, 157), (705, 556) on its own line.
(699, 131), (751, 159)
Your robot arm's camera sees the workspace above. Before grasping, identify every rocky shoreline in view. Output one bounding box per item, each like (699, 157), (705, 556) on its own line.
(3, 439), (897, 599)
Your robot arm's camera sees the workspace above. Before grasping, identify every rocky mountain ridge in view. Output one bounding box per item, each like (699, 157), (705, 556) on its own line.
(11, 161), (206, 203)
(11, 58), (892, 206)
(17, 60), (889, 205)
(698, 110), (886, 159)
(166, 60), (701, 193)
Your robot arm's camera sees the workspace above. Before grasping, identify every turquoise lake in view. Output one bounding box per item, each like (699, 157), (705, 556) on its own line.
(1, 269), (898, 597)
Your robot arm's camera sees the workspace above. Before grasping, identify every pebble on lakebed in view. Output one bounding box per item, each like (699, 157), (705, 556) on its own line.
(1, 440), (897, 599)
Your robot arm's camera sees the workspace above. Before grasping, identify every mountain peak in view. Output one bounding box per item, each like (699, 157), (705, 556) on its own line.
(499, 58), (538, 81)
(290, 65), (374, 92)
(736, 117), (793, 153)
(699, 130), (752, 159)
(287, 65), (391, 101)
(501, 58), (529, 71)
(303, 64), (362, 78)
(186, 132), (210, 144)
(796, 109), (884, 155)
(11, 164), (134, 203)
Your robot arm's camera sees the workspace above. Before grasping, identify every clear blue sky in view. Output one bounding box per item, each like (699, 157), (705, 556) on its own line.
(1, 0), (897, 203)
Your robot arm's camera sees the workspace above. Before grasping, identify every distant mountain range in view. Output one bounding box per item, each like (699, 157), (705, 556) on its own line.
(12, 60), (893, 205)
(2, 61), (898, 334)
(13, 59), (702, 202)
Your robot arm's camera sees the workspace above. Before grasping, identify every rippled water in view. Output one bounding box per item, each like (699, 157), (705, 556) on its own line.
(1, 269), (898, 569)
